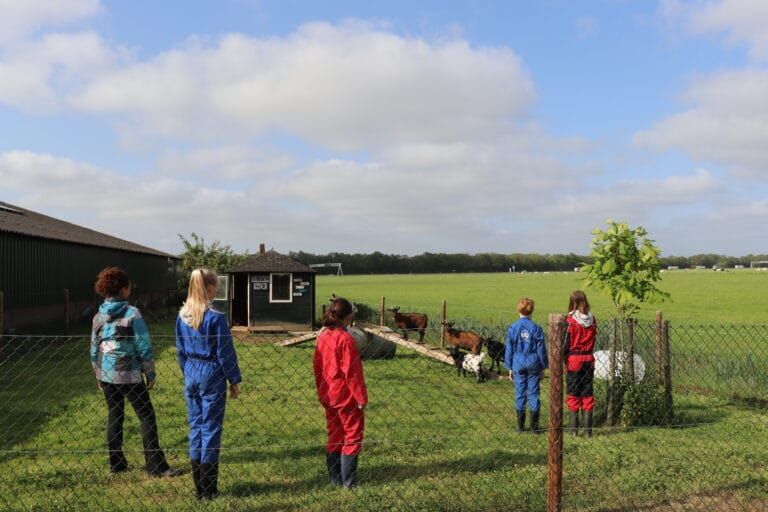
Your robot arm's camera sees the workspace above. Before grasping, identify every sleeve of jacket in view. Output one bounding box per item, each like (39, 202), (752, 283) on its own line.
(341, 333), (368, 406)
(90, 318), (100, 370)
(536, 325), (549, 369)
(132, 311), (157, 382)
(504, 326), (514, 370)
(174, 317), (187, 373)
(214, 313), (242, 385)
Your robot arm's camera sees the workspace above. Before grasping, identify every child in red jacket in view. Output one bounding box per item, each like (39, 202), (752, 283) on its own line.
(314, 297), (368, 488)
(564, 290), (597, 438)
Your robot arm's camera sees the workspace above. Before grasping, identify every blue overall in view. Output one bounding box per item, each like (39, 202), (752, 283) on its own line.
(505, 317), (548, 412)
(175, 308), (241, 464)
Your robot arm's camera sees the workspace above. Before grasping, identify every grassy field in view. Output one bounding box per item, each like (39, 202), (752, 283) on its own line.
(316, 270), (768, 324)
(1, 321), (767, 511)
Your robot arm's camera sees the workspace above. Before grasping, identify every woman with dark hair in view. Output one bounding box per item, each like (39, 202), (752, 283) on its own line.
(314, 297), (368, 489)
(90, 266), (181, 477)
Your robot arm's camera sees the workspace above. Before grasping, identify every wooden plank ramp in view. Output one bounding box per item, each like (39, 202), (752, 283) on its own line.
(361, 326), (454, 365)
(276, 332), (318, 347)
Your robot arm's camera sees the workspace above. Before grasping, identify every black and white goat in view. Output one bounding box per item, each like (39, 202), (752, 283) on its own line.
(449, 347), (486, 383)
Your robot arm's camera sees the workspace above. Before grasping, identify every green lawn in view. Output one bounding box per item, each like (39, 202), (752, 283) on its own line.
(1, 321), (767, 511)
(316, 270), (768, 324)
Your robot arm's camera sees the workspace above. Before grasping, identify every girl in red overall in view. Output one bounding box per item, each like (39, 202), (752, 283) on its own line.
(564, 290), (597, 438)
(314, 298), (368, 488)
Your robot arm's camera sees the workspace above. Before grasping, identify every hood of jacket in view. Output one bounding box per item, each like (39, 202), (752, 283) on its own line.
(569, 310), (594, 328)
(99, 299), (130, 320)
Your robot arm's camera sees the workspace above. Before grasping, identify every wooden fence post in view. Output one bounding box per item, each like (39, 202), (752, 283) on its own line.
(63, 288), (70, 333)
(440, 300), (447, 350)
(380, 296), (385, 326)
(606, 318), (618, 426)
(547, 314), (566, 512)
(655, 311), (663, 385)
(662, 319), (673, 419)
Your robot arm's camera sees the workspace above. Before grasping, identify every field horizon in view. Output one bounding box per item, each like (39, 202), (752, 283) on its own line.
(317, 270), (768, 325)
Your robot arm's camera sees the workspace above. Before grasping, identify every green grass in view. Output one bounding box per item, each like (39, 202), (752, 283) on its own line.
(316, 270), (768, 324)
(1, 322), (767, 511)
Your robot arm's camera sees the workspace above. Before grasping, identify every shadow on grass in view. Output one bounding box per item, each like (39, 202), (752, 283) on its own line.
(595, 478), (766, 512)
(227, 449), (545, 498)
(0, 334), (178, 464)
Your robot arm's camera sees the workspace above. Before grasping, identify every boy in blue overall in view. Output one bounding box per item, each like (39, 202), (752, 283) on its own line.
(505, 298), (548, 433)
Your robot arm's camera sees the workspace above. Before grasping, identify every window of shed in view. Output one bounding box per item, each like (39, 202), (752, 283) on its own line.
(215, 275), (228, 301)
(270, 273), (292, 303)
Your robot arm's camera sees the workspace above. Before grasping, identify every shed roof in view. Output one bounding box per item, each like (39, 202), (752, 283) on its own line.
(0, 201), (177, 259)
(228, 249), (316, 273)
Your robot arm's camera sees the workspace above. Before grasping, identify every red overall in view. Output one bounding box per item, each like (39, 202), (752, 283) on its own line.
(313, 327), (368, 456)
(565, 314), (597, 412)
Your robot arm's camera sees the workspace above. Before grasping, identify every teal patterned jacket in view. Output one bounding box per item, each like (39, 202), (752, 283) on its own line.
(90, 299), (157, 384)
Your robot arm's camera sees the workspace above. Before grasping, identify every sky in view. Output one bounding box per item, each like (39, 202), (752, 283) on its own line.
(0, 0), (767, 256)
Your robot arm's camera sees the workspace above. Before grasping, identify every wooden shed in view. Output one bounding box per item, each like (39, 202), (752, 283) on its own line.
(226, 244), (316, 331)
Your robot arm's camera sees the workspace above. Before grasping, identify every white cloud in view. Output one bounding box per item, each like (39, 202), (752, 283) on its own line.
(57, 21), (534, 149)
(659, 0), (768, 60)
(0, 0), (100, 45)
(0, 31), (116, 111)
(635, 69), (768, 174)
(156, 146), (294, 179)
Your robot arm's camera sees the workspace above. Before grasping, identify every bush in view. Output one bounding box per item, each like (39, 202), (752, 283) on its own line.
(352, 301), (378, 323)
(620, 381), (671, 427)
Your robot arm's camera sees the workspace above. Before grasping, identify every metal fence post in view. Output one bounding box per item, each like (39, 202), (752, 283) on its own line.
(662, 320), (673, 419)
(655, 311), (663, 385)
(0, 290), (4, 360)
(440, 300), (447, 350)
(547, 314), (566, 512)
(626, 318), (635, 384)
(606, 318), (618, 426)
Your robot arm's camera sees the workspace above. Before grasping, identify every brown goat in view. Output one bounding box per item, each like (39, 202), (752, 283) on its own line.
(443, 321), (484, 354)
(388, 307), (428, 343)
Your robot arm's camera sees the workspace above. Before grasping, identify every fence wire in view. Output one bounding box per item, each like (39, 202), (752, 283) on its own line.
(0, 314), (766, 511)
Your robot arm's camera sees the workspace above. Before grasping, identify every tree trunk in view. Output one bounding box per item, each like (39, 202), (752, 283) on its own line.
(626, 318), (635, 384)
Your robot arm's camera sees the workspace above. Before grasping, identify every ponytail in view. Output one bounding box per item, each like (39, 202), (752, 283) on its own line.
(180, 269), (218, 330)
(322, 297), (354, 328)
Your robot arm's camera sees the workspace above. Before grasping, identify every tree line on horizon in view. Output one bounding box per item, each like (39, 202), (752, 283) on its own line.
(288, 251), (768, 274)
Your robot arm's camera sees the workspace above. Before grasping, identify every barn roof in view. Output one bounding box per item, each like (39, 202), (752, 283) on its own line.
(228, 249), (316, 273)
(0, 201), (177, 259)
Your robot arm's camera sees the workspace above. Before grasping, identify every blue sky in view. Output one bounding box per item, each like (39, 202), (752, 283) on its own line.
(1, 0), (766, 255)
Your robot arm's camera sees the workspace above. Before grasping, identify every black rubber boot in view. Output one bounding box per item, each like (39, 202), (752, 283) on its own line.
(326, 452), (342, 486)
(199, 462), (219, 499)
(568, 410), (579, 436)
(340, 454), (359, 489)
(583, 410), (593, 439)
(530, 409), (541, 434)
(516, 410), (526, 433)
(191, 460), (202, 500)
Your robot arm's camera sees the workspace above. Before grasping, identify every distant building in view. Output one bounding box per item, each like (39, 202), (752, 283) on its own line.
(667, 266), (679, 270)
(226, 244), (316, 331)
(0, 201), (178, 332)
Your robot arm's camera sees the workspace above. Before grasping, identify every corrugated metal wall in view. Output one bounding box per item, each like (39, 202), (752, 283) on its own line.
(0, 232), (176, 310)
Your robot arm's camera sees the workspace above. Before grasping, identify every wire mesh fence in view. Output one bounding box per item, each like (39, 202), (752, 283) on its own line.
(0, 313), (766, 511)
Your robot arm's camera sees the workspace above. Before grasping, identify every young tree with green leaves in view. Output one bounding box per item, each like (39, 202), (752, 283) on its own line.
(581, 220), (669, 425)
(177, 233), (248, 292)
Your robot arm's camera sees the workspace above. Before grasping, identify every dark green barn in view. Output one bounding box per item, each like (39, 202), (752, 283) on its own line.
(227, 245), (316, 331)
(0, 201), (178, 332)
